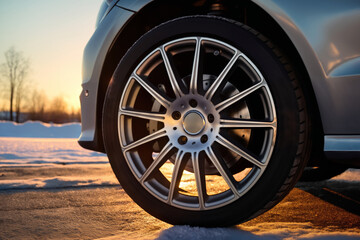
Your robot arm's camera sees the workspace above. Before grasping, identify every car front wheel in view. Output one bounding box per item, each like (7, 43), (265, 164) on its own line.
(103, 16), (310, 226)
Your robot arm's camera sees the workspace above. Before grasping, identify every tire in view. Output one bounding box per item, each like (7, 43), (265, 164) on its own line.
(103, 16), (310, 227)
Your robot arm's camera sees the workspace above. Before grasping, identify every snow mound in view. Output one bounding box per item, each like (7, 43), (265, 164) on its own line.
(97, 224), (360, 240)
(0, 176), (118, 190)
(0, 137), (114, 190)
(0, 137), (107, 167)
(0, 121), (80, 138)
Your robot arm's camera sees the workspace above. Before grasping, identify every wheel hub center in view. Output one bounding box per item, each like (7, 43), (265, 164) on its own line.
(182, 111), (205, 135)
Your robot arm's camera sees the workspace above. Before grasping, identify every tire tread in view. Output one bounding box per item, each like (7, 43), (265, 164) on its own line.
(209, 17), (310, 222)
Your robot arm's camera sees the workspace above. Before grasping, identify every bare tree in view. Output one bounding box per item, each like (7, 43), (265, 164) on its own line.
(29, 89), (47, 121)
(0, 47), (30, 121)
(70, 106), (81, 122)
(49, 96), (69, 123)
(28, 92), (79, 123)
(50, 96), (67, 113)
(15, 66), (29, 122)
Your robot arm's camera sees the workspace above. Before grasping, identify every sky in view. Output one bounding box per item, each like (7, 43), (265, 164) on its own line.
(0, 0), (103, 111)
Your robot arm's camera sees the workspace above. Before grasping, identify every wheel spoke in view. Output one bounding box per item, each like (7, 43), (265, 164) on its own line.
(216, 135), (266, 169)
(119, 108), (165, 122)
(220, 118), (276, 129)
(122, 129), (167, 152)
(192, 151), (206, 209)
(189, 38), (202, 94)
(204, 51), (242, 100)
(168, 150), (186, 203)
(215, 81), (265, 112)
(140, 142), (173, 183)
(159, 46), (184, 98)
(205, 147), (240, 198)
(132, 73), (171, 108)
(119, 36), (277, 211)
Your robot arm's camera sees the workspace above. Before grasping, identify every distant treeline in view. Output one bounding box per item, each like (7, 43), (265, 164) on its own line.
(0, 110), (81, 124)
(26, 93), (81, 123)
(0, 47), (81, 124)
(0, 93), (81, 124)
(0, 110), (80, 124)
(27, 108), (81, 124)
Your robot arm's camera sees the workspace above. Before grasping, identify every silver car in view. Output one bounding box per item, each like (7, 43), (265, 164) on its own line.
(79, 0), (360, 226)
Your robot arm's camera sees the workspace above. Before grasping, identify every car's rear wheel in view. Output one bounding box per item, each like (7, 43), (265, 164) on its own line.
(103, 16), (310, 226)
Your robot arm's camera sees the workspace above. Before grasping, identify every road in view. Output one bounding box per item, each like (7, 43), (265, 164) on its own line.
(1, 176), (359, 239)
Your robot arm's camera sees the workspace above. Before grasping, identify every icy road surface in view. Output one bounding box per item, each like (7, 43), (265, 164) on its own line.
(0, 136), (359, 239)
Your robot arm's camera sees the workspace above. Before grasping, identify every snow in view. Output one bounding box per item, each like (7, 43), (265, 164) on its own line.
(0, 120), (81, 138)
(155, 225), (360, 240)
(0, 121), (116, 190)
(97, 223), (360, 240)
(0, 137), (107, 166)
(0, 137), (117, 190)
(332, 168), (360, 182)
(0, 176), (118, 190)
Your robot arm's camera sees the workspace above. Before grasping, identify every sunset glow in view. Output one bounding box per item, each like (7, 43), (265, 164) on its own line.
(0, 0), (102, 111)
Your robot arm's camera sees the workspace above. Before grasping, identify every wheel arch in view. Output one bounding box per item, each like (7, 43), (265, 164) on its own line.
(95, 0), (323, 159)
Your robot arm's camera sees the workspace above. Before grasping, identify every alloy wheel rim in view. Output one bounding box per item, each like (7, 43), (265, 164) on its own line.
(118, 37), (277, 210)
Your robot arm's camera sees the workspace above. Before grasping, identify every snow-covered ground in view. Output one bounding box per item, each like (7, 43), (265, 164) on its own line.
(0, 121), (117, 190)
(0, 137), (118, 190)
(155, 224), (360, 240)
(0, 120), (81, 138)
(0, 121), (359, 239)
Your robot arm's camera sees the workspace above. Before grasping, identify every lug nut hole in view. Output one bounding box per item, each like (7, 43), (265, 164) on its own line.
(189, 99), (197, 108)
(201, 135), (208, 143)
(172, 111), (181, 120)
(208, 114), (214, 123)
(178, 136), (188, 145)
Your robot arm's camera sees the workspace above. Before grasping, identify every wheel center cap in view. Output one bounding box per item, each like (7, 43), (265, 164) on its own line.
(182, 111), (205, 135)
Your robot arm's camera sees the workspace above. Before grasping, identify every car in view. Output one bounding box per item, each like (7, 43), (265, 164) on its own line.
(79, 0), (360, 227)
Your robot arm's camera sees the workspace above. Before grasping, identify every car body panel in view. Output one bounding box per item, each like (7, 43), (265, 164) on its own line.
(79, 6), (134, 143)
(116, 0), (149, 12)
(325, 135), (360, 167)
(80, 0), (360, 160)
(253, 0), (360, 134)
